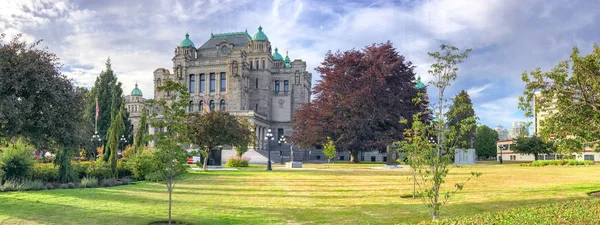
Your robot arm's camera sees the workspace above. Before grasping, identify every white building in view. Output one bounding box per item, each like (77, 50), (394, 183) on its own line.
(494, 125), (509, 140)
(509, 121), (527, 139)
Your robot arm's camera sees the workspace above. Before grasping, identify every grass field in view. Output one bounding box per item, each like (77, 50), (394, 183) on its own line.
(0, 163), (599, 225)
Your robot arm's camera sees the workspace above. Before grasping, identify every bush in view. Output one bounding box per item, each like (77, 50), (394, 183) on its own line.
(66, 182), (76, 189)
(58, 184), (68, 189)
(21, 180), (46, 191)
(117, 161), (132, 178)
(225, 156), (249, 168)
(121, 177), (132, 185)
(523, 160), (594, 167)
(85, 160), (112, 180)
(30, 163), (59, 182)
(0, 139), (35, 182)
(127, 152), (157, 180)
(72, 161), (91, 179)
(100, 178), (118, 187)
(45, 183), (54, 190)
(420, 199), (600, 224)
(80, 176), (98, 188)
(0, 180), (24, 192)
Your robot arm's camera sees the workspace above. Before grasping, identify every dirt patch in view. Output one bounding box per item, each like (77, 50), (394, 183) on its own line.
(590, 192), (600, 198)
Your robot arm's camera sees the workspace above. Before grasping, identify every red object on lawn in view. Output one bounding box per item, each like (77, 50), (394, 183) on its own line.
(187, 158), (194, 164)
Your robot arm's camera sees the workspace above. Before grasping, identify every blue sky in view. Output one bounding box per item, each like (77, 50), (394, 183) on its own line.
(1, 0), (599, 131)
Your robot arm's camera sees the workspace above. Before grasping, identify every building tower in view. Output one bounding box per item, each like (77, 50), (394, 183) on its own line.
(125, 83), (145, 138)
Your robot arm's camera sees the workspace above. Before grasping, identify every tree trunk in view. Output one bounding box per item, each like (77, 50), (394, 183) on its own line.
(349, 151), (359, 163)
(168, 177), (172, 225)
(202, 148), (210, 171)
(412, 170), (416, 198)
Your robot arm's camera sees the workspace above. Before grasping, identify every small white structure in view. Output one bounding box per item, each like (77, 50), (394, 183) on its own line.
(454, 149), (476, 164)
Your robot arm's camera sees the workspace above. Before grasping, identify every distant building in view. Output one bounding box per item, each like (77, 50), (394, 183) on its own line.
(497, 139), (599, 162)
(509, 121), (526, 139)
(494, 125), (509, 140)
(533, 92), (557, 135)
(125, 83), (146, 137)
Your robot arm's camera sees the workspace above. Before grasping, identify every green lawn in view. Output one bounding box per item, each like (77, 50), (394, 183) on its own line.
(0, 163), (599, 225)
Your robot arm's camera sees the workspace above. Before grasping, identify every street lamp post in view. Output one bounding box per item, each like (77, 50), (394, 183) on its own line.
(278, 136), (286, 164)
(91, 131), (101, 160)
(265, 129), (274, 171)
(119, 135), (128, 158)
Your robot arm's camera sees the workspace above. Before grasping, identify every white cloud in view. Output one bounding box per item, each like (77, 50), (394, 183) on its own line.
(466, 84), (493, 99)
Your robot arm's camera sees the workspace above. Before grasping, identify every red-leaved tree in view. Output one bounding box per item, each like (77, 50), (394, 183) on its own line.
(291, 42), (429, 162)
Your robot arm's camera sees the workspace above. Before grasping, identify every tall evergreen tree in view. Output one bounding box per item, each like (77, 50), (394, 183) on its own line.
(133, 106), (148, 154)
(446, 90), (477, 149)
(105, 106), (125, 177)
(86, 58), (131, 159)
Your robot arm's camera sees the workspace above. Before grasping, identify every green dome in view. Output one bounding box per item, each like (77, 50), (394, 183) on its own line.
(252, 26), (269, 41)
(272, 48), (283, 60)
(284, 50), (291, 68)
(179, 33), (195, 47)
(415, 76), (426, 89)
(131, 83), (143, 96)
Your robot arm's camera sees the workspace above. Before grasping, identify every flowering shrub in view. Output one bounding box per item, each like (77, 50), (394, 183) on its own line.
(225, 156), (250, 168)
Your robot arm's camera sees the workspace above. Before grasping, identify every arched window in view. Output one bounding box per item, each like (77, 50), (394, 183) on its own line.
(199, 100), (204, 112)
(209, 100), (215, 111)
(188, 101), (194, 112)
(220, 99), (226, 111)
(284, 80), (289, 92)
(157, 78), (162, 87)
(250, 60), (253, 70)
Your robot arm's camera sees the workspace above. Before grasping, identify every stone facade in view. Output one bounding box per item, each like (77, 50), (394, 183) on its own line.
(152, 26), (312, 151)
(125, 83), (145, 137)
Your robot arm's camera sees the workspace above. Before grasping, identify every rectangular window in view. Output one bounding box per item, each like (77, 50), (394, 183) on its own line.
(284, 80), (289, 92)
(250, 60), (253, 70)
(584, 155), (595, 161)
(189, 74), (195, 93)
(255, 104), (258, 112)
(340, 156), (345, 161)
(278, 128), (284, 138)
(220, 72), (226, 92)
(275, 80), (280, 93)
(383, 156), (387, 162)
(316, 155), (321, 160)
(200, 74), (205, 93)
(262, 60), (265, 69)
(256, 78), (259, 89)
(510, 155), (516, 160)
(371, 156), (376, 162)
(209, 73), (215, 92)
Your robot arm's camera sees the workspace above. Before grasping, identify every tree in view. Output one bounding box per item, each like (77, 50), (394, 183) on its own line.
(105, 106), (125, 178)
(322, 137), (336, 163)
(145, 80), (190, 225)
(513, 136), (555, 160)
(86, 58), (132, 160)
(234, 118), (254, 157)
(397, 44), (478, 221)
(187, 111), (253, 170)
(0, 34), (87, 182)
(519, 44), (600, 154)
(446, 90), (477, 149)
(292, 42), (429, 163)
(133, 106), (148, 154)
(474, 125), (499, 159)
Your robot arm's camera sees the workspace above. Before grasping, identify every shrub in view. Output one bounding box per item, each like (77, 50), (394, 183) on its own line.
(0, 180), (24, 192)
(58, 184), (68, 189)
(525, 160), (594, 167)
(80, 177), (98, 188)
(85, 160), (112, 180)
(100, 178), (118, 187)
(30, 163), (59, 182)
(225, 156), (249, 168)
(72, 161), (91, 179)
(0, 138), (35, 182)
(127, 152), (157, 180)
(66, 182), (76, 189)
(121, 177), (132, 185)
(45, 183), (54, 190)
(21, 180), (46, 191)
(195, 160), (203, 169)
(117, 161), (132, 178)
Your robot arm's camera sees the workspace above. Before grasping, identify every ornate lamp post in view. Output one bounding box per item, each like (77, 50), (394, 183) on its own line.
(119, 135), (128, 157)
(278, 135), (286, 164)
(265, 129), (274, 170)
(91, 131), (101, 160)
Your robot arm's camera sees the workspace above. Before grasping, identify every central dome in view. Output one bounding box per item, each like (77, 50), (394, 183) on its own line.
(131, 83), (143, 96)
(252, 26), (269, 41)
